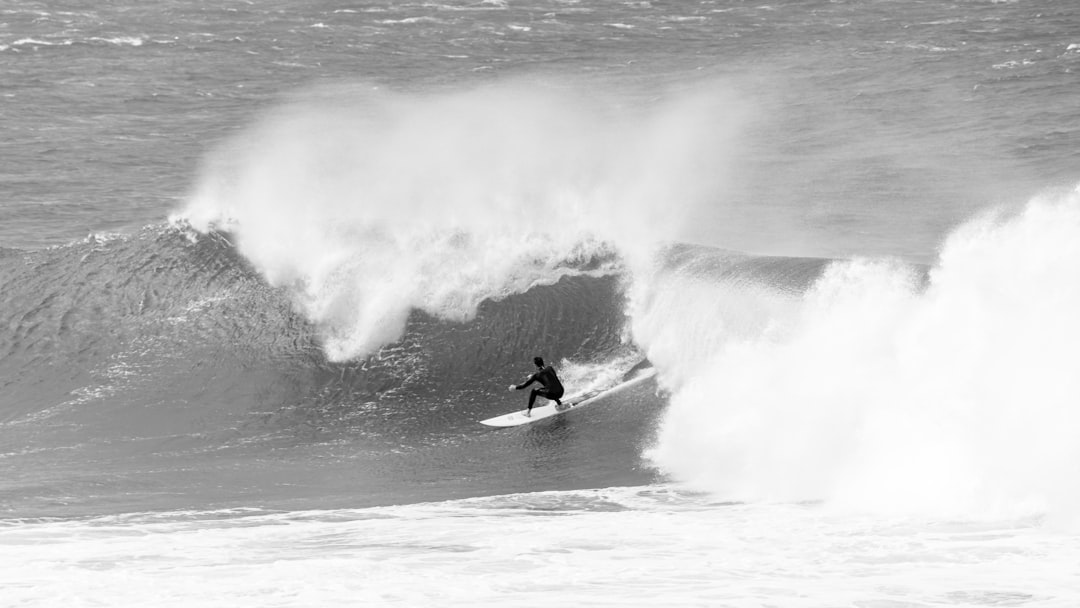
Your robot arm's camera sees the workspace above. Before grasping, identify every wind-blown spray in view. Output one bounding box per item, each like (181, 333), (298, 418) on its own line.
(175, 79), (745, 360)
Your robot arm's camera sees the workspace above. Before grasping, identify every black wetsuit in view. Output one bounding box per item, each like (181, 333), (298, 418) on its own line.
(518, 365), (564, 409)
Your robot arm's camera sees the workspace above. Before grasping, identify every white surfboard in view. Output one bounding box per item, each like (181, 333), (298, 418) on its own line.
(479, 368), (656, 427)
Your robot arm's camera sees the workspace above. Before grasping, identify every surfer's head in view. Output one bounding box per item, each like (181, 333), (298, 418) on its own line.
(533, 356), (544, 368)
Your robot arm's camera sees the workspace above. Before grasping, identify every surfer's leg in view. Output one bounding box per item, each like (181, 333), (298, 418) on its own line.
(529, 388), (556, 412)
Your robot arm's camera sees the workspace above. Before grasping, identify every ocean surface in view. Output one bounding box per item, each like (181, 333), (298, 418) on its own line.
(2, 1), (1080, 605)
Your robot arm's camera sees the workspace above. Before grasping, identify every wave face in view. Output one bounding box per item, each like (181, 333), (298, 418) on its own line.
(0, 224), (655, 516)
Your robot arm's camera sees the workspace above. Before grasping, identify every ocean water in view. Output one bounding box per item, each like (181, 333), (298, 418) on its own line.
(2, 1), (1080, 606)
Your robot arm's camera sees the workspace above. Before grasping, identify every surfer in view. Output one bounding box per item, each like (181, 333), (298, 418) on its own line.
(509, 356), (565, 417)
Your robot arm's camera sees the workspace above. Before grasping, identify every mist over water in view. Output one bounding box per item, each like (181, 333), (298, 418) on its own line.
(176, 79), (747, 360)
(644, 186), (1080, 522)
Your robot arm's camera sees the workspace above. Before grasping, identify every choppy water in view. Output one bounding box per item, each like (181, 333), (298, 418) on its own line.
(2, 1), (1080, 606)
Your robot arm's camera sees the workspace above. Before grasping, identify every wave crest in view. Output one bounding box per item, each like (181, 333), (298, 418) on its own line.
(172, 79), (748, 360)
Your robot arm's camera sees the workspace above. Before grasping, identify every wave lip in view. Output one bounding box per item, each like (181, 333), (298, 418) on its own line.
(172, 78), (748, 361)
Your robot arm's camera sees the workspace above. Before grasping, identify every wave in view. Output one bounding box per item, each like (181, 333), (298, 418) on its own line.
(0, 219), (665, 515)
(0, 227), (296, 424)
(12, 187), (1078, 522)
(0, 223), (642, 429)
(167, 78), (1080, 523)
(9, 75), (1079, 523)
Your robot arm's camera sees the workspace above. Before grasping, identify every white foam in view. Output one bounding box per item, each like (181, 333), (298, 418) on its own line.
(644, 187), (1080, 522)
(0, 486), (1072, 607)
(375, 16), (447, 25)
(13, 38), (71, 47)
(88, 36), (146, 46)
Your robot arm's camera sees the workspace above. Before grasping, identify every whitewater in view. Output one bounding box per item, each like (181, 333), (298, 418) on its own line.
(3, 1), (1080, 606)
(6, 487), (1079, 607)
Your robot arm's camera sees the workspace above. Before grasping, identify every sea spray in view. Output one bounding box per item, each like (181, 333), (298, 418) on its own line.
(174, 79), (746, 361)
(644, 187), (1080, 520)
(625, 246), (813, 390)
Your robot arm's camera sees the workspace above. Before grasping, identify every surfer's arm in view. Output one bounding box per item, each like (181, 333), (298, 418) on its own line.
(513, 372), (540, 391)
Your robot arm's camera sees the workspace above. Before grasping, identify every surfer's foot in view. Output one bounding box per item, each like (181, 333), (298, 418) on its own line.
(524, 410), (531, 417)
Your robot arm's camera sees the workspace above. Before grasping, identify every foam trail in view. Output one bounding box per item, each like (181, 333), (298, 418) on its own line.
(644, 186), (1080, 521)
(174, 79), (745, 360)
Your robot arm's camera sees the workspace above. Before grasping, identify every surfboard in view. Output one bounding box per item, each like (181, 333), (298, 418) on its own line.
(479, 368), (656, 427)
